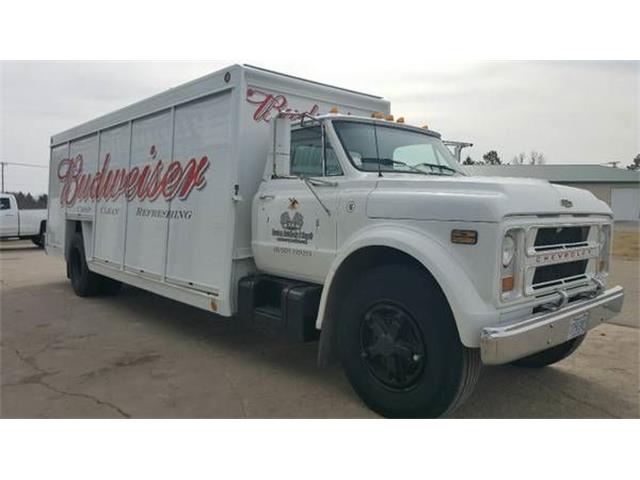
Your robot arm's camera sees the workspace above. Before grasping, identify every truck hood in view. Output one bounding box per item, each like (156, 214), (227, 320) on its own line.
(366, 175), (612, 223)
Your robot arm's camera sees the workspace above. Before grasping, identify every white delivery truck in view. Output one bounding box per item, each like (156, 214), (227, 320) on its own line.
(47, 65), (624, 417)
(1, 193), (46, 247)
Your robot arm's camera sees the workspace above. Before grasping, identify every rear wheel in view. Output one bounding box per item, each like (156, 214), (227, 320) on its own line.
(68, 232), (102, 297)
(338, 264), (481, 418)
(510, 335), (586, 368)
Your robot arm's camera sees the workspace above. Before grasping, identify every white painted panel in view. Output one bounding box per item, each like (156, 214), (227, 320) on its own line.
(66, 135), (99, 218)
(94, 123), (131, 264)
(165, 93), (232, 292)
(612, 187), (640, 220)
(124, 110), (173, 276)
(47, 144), (68, 249)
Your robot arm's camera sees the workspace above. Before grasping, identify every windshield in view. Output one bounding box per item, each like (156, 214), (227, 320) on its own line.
(332, 121), (463, 176)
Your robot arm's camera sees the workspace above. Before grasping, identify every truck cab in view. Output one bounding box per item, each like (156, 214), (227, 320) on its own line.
(249, 111), (624, 416)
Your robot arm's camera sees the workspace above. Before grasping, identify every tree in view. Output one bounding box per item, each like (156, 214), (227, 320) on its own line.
(529, 150), (546, 165)
(482, 150), (501, 165)
(627, 154), (640, 171)
(512, 152), (526, 165)
(8, 191), (47, 209)
(463, 156), (480, 165)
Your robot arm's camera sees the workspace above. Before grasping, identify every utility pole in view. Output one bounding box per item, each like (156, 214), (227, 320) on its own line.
(0, 160), (48, 193)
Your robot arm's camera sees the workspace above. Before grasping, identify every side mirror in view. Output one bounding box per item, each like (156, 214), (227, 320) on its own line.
(272, 115), (291, 177)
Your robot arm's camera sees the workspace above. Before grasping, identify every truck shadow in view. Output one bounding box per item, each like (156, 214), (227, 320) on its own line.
(106, 285), (632, 418)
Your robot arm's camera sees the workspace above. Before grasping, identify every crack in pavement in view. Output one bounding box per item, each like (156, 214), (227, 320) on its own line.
(12, 348), (131, 419)
(222, 367), (249, 418)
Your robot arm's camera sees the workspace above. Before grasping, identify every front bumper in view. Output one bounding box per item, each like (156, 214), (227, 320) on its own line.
(480, 285), (624, 365)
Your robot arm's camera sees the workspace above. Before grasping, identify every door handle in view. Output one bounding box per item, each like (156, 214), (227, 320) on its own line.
(258, 195), (275, 201)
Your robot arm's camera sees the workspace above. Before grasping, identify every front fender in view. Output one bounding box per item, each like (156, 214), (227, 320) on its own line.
(316, 223), (497, 347)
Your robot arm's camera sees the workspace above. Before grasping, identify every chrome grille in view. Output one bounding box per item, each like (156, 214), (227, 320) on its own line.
(524, 224), (599, 296)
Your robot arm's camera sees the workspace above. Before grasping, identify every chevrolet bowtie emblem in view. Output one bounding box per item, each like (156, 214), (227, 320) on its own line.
(560, 199), (573, 208)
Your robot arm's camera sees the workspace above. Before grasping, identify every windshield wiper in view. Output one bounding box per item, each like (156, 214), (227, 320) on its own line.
(413, 162), (457, 174)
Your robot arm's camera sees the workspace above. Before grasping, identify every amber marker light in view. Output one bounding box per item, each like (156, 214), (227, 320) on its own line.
(502, 276), (515, 293)
(451, 229), (478, 245)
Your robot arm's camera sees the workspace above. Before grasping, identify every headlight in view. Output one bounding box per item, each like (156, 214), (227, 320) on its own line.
(598, 226), (608, 248)
(502, 234), (516, 267)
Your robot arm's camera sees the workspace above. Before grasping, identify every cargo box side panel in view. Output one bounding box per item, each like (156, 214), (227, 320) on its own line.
(67, 134), (99, 220)
(93, 123), (131, 265)
(124, 110), (173, 277)
(46, 143), (70, 251)
(165, 92), (234, 295)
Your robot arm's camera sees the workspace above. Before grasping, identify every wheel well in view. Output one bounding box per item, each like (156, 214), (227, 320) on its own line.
(317, 246), (446, 366)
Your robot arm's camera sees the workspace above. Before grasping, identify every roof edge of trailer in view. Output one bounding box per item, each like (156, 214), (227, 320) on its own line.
(51, 64), (245, 147)
(243, 64), (384, 100)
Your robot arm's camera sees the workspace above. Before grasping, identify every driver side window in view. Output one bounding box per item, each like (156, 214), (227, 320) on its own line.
(290, 126), (342, 177)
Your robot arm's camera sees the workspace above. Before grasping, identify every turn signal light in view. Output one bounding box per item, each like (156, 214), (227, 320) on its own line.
(502, 276), (514, 292)
(396, 117), (405, 123)
(451, 229), (478, 245)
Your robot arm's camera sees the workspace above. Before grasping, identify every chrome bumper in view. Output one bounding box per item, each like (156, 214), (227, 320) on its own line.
(480, 286), (624, 365)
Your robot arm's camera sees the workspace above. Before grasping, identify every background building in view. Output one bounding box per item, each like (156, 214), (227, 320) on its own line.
(465, 165), (640, 221)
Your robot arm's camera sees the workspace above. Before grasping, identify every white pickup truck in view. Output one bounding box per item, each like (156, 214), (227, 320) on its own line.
(46, 65), (624, 417)
(0, 193), (46, 247)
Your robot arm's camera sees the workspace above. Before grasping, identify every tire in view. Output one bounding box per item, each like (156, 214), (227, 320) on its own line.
(510, 335), (586, 368)
(337, 264), (481, 418)
(31, 235), (44, 248)
(68, 232), (102, 297)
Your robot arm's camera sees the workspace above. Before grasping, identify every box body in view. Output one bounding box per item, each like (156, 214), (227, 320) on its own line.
(47, 65), (389, 315)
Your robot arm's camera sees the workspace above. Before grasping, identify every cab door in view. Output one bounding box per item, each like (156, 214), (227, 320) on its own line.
(0, 196), (19, 237)
(253, 125), (341, 283)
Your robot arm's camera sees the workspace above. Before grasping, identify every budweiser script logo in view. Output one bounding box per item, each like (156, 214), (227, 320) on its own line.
(57, 145), (210, 207)
(246, 88), (319, 122)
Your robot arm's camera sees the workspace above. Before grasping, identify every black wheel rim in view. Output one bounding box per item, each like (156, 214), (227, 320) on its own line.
(360, 302), (426, 391)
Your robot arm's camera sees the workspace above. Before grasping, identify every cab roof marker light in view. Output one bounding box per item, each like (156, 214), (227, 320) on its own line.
(396, 117), (405, 123)
(329, 106), (339, 114)
(422, 124), (429, 130)
(386, 114), (394, 121)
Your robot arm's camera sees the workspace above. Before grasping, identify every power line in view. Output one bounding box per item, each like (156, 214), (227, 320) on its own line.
(0, 161), (48, 168)
(0, 161), (49, 193)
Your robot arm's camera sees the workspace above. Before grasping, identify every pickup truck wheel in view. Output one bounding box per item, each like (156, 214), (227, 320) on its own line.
(31, 235), (44, 248)
(68, 232), (102, 297)
(338, 264), (481, 418)
(510, 335), (586, 368)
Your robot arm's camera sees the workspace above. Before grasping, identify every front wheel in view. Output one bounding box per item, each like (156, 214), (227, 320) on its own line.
(338, 264), (481, 418)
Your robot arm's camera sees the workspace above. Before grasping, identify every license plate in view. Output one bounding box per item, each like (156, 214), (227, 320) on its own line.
(567, 313), (589, 340)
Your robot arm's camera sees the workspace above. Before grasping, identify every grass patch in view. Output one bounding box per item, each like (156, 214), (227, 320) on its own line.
(612, 230), (639, 260)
